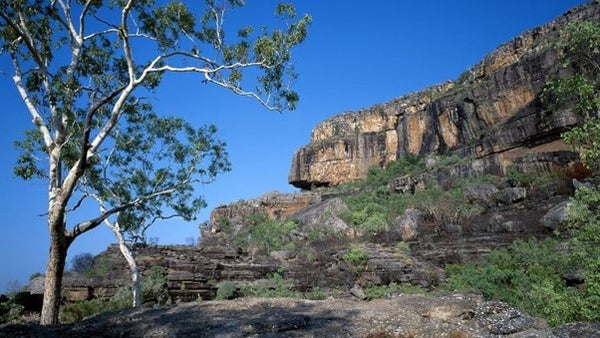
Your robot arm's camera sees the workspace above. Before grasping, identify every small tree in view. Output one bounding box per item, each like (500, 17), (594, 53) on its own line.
(81, 114), (229, 308)
(1, 0), (310, 324)
(70, 253), (94, 273)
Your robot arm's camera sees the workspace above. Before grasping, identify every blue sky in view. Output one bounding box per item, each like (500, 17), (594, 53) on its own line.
(0, 0), (590, 292)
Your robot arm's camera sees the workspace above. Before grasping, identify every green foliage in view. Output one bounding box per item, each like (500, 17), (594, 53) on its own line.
(0, 300), (24, 324)
(542, 20), (600, 171)
(444, 232), (600, 326)
(557, 20), (600, 75)
(505, 168), (562, 188)
(230, 213), (299, 252)
(302, 287), (326, 300)
(396, 241), (411, 254)
(141, 266), (171, 305)
(542, 74), (600, 114)
(340, 155), (489, 235)
(364, 283), (426, 300)
(85, 255), (112, 277)
(60, 299), (115, 324)
(461, 19), (600, 326)
(215, 281), (237, 300)
(562, 119), (600, 170)
(61, 265), (170, 323)
(444, 239), (575, 326)
(361, 154), (425, 188)
(239, 272), (298, 298)
(343, 246), (368, 267)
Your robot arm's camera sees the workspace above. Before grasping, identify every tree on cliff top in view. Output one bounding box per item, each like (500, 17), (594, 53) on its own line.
(0, 0), (310, 324)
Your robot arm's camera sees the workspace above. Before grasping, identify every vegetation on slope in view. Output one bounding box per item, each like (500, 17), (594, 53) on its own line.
(446, 19), (600, 327)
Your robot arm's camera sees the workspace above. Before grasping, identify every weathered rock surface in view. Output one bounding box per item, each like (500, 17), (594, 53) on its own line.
(289, 197), (349, 230)
(393, 208), (425, 241)
(541, 201), (572, 230)
(0, 294), (561, 337)
(289, 1), (600, 189)
(554, 322), (600, 338)
(208, 191), (320, 232)
(52, 242), (441, 304)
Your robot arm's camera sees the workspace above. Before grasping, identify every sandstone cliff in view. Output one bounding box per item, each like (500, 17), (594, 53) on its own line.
(289, 1), (600, 189)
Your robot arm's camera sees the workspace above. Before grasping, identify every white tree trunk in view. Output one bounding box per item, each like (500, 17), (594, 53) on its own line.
(107, 221), (142, 307)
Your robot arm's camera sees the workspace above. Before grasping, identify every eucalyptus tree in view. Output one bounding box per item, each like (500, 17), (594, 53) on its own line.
(0, 0), (310, 324)
(83, 113), (229, 308)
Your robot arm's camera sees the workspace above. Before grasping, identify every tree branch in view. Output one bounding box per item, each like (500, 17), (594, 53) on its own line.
(0, 12), (47, 73)
(67, 184), (183, 239)
(9, 51), (53, 149)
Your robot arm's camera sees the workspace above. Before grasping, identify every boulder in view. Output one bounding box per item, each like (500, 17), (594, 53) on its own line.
(463, 183), (499, 206)
(323, 215), (349, 232)
(554, 322), (600, 338)
(270, 251), (296, 261)
(475, 301), (536, 335)
(540, 200), (571, 230)
(393, 208), (425, 241)
(289, 197), (349, 229)
(494, 187), (527, 205)
(349, 284), (367, 300)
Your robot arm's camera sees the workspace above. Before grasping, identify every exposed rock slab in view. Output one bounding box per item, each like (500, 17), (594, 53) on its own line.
(0, 294), (560, 337)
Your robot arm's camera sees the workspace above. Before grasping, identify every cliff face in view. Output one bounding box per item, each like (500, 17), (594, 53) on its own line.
(289, 1), (600, 189)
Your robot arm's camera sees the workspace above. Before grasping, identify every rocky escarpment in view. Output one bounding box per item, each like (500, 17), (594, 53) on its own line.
(289, 1), (600, 189)
(48, 241), (442, 304)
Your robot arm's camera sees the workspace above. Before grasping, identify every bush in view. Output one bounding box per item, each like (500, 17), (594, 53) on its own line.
(343, 246), (368, 267)
(142, 266), (170, 305)
(302, 287), (326, 300)
(506, 168), (562, 188)
(443, 237), (600, 326)
(215, 281), (237, 300)
(61, 266), (171, 323)
(60, 299), (111, 323)
(0, 300), (24, 324)
(231, 213), (299, 253)
(86, 255), (112, 276)
(365, 283), (426, 300)
(240, 272), (298, 298)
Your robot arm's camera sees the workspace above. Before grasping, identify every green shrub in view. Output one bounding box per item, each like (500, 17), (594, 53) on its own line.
(343, 246), (368, 267)
(396, 241), (411, 254)
(365, 283), (426, 300)
(0, 300), (24, 324)
(142, 266), (170, 305)
(61, 266), (171, 323)
(86, 255), (112, 276)
(215, 281), (237, 300)
(240, 272), (298, 298)
(506, 168), (561, 188)
(231, 213), (299, 253)
(302, 287), (326, 300)
(60, 299), (111, 323)
(443, 237), (600, 326)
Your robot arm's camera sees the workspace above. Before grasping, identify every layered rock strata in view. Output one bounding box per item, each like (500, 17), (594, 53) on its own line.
(289, 1), (600, 189)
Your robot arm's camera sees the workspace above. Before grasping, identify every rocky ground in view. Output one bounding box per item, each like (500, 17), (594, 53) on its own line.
(2, 294), (600, 337)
